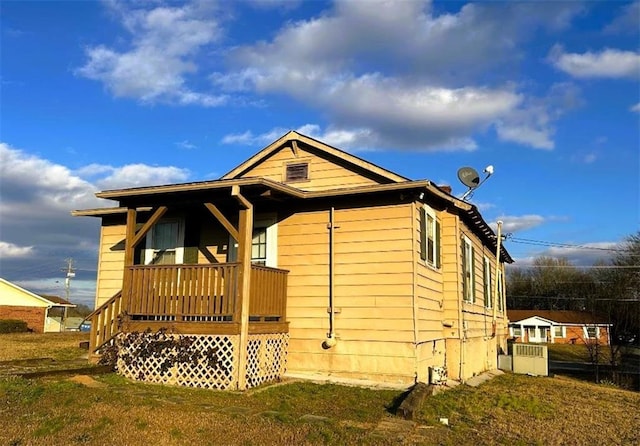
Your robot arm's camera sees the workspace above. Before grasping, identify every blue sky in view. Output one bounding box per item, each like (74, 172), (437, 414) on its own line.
(1, 0), (638, 306)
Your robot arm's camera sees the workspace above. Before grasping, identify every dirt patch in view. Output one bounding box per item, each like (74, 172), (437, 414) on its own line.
(68, 375), (108, 388)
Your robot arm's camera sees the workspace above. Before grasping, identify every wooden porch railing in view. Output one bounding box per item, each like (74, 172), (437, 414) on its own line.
(250, 265), (288, 321)
(87, 290), (123, 354)
(124, 263), (240, 322)
(87, 263), (289, 355)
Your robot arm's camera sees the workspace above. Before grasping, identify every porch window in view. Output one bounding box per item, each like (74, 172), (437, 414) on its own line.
(146, 219), (184, 265)
(251, 228), (267, 266)
(512, 326), (522, 337)
(483, 256), (492, 308)
(553, 325), (565, 338)
(419, 205), (440, 268)
(462, 236), (475, 302)
(228, 215), (278, 267)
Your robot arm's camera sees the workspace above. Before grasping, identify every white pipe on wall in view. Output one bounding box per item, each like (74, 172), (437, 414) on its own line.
(324, 206), (337, 348)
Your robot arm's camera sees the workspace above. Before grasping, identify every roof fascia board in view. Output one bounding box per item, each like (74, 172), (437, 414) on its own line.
(71, 207), (153, 217)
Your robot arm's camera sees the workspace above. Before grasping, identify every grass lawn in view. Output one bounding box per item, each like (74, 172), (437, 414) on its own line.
(547, 342), (612, 363)
(0, 333), (638, 445)
(0, 332), (90, 362)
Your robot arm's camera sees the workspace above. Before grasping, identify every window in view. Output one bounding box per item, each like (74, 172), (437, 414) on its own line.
(145, 219), (184, 265)
(251, 227), (267, 266)
(512, 326), (522, 337)
(419, 206), (440, 268)
(285, 163), (309, 182)
(462, 236), (475, 302)
(553, 325), (565, 338)
(227, 215), (278, 268)
(584, 326), (599, 339)
(483, 257), (492, 308)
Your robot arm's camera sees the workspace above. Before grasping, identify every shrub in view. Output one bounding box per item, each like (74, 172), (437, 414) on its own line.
(0, 319), (29, 333)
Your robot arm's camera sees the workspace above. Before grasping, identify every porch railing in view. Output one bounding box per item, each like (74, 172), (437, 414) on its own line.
(124, 263), (240, 322)
(250, 265), (288, 322)
(87, 290), (123, 354)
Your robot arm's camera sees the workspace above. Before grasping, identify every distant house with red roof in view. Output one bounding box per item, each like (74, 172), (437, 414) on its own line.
(508, 310), (611, 345)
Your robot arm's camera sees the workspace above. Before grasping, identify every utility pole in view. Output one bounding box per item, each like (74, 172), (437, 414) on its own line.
(61, 258), (75, 331)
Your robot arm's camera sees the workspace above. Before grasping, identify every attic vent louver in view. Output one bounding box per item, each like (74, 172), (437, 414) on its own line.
(286, 163), (309, 182)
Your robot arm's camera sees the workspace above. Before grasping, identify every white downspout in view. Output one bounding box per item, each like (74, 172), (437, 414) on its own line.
(324, 206), (338, 348)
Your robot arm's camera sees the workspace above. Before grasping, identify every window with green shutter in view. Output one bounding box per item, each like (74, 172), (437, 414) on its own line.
(462, 236), (475, 302)
(420, 205), (441, 268)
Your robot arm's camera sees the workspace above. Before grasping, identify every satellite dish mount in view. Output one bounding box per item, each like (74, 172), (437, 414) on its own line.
(457, 165), (494, 201)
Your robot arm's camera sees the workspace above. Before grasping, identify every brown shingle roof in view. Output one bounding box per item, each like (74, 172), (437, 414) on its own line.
(508, 310), (610, 325)
(39, 295), (75, 307)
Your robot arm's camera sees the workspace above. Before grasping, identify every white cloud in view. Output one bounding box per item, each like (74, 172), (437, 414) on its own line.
(0, 241), (34, 258)
(14, 278), (97, 307)
(491, 215), (546, 233)
(0, 142), (194, 305)
(631, 103), (640, 113)
(496, 82), (583, 150)
(513, 242), (620, 267)
(91, 164), (190, 190)
(222, 124), (382, 151)
(176, 140), (197, 150)
(77, 2), (226, 106)
(470, 201), (496, 212)
(496, 120), (554, 150)
(549, 45), (640, 79)
(214, 1), (586, 151)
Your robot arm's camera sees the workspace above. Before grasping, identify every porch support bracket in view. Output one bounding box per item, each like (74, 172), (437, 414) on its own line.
(204, 203), (239, 241)
(131, 206), (168, 248)
(232, 185), (253, 391)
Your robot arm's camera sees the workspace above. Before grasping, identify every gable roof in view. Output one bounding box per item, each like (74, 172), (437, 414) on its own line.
(75, 132), (513, 263)
(220, 131), (409, 183)
(0, 278), (75, 307)
(508, 310), (610, 325)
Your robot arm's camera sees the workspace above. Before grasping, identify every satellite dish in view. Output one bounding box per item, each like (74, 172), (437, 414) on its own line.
(457, 167), (480, 189)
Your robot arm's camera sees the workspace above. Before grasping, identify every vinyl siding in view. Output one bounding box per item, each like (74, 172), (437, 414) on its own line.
(239, 145), (380, 191)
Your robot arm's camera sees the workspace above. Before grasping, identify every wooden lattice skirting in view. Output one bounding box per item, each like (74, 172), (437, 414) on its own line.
(115, 332), (289, 390)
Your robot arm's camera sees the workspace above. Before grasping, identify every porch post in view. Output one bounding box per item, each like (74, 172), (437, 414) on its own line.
(122, 207), (137, 311)
(233, 186), (253, 390)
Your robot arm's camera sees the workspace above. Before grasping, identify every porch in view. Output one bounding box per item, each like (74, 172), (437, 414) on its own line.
(88, 262), (289, 390)
(82, 183), (295, 390)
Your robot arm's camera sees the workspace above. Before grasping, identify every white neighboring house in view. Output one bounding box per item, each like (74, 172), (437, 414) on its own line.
(0, 278), (75, 333)
(507, 310), (612, 345)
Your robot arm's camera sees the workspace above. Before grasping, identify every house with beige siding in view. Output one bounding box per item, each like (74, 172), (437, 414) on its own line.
(74, 131), (512, 390)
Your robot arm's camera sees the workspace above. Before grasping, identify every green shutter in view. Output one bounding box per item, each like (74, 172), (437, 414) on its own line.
(435, 220), (441, 268)
(419, 207), (427, 261)
(471, 245), (476, 302)
(483, 259), (489, 307)
(461, 238), (466, 300)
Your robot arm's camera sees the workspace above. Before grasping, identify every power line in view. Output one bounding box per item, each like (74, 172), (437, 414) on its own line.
(507, 236), (628, 252)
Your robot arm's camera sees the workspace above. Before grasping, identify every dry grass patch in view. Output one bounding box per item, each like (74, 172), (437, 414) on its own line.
(0, 332), (89, 362)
